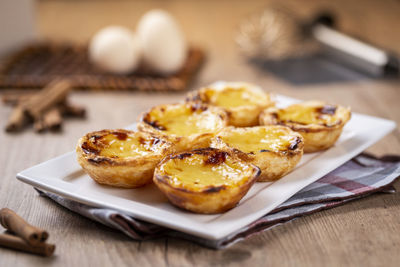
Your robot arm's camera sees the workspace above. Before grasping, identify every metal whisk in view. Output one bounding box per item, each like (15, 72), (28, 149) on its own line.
(236, 6), (399, 77)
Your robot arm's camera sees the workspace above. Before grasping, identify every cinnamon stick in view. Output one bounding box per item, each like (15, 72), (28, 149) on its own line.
(0, 233), (55, 257)
(0, 208), (48, 246)
(3, 80), (86, 133)
(4, 93), (86, 119)
(34, 107), (63, 132)
(33, 117), (46, 133)
(43, 107), (62, 131)
(23, 79), (71, 120)
(5, 105), (30, 132)
(2, 92), (35, 106)
(2, 92), (86, 118)
(61, 103), (86, 118)
(3, 89), (85, 118)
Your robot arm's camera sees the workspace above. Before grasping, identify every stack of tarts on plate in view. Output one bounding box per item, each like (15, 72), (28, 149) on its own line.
(76, 81), (351, 214)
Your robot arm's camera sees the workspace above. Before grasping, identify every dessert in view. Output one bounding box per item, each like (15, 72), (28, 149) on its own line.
(186, 81), (274, 127)
(76, 129), (173, 188)
(211, 126), (303, 181)
(137, 102), (228, 151)
(259, 101), (351, 152)
(153, 148), (260, 213)
(75, 82), (352, 215)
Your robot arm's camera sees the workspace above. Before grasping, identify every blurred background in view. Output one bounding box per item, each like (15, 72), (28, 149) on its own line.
(2, 0), (400, 82)
(0, 0), (399, 133)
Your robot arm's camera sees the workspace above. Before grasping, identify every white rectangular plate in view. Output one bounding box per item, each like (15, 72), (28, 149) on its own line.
(17, 96), (396, 240)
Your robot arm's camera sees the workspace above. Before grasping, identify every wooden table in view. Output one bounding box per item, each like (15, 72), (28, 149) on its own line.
(1, 0), (399, 266)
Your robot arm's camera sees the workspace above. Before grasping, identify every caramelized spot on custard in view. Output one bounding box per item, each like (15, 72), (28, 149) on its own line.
(160, 148), (254, 191)
(88, 157), (113, 164)
(204, 150), (227, 165)
(138, 136), (145, 145)
(144, 118), (167, 131)
(90, 134), (103, 144)
(289, 136), (302, 150)
(317, 105), (337, 115)
(112, 131), (128, 141)
(85, 131), (165, 158)
(81, 142), (100, 155)
(170, 152), (193, 160)
(203, 186), (225, 193)
(153, 137), (161, 145)
(138, 136), (161, 147)
(190, 103), (208, 112)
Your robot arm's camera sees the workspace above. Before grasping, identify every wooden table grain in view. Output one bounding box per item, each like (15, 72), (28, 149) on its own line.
(1, 0), (400, 266)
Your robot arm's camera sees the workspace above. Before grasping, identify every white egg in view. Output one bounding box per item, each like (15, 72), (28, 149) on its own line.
(89, 26), (142, 74)
(137, 10), (187, 74)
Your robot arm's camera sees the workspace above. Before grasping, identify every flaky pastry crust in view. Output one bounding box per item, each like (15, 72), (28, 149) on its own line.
(186, 81), (274, 127)
(153, 148), (260, 214)
(211, 126), (303, 182)
(137, 102), (228, 152)
(76, 129), (174, 188)
(259, 101), (351, 153)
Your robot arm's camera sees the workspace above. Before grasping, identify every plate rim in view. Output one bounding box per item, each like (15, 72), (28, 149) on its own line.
(16, 97), (396, 240)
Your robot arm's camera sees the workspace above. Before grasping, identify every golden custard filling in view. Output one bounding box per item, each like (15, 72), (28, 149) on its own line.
(203, 87), (269, 108)
(277, 104), (339, 126)
(146, 104), (224, 136)
(160, 152), (253, 190)
(84, 132), (161, 158)
(219, 127), (299, 153)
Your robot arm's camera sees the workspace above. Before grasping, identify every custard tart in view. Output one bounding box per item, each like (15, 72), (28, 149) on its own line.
(211, 126), (303, 182)
(154, 148), (260, 214)
(186, 81), (274, 127)
(137, 102), (228, 151)
(259, 101), (351, 153)
(76, 129), (173, 188)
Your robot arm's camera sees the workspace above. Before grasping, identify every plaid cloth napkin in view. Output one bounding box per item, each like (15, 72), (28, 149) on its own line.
(36, 153), (400, 249)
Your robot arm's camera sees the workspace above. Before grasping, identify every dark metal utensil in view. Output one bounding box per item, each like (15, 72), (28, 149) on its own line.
(236, 7), (399, 77)
(308, 13), (399, 77)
